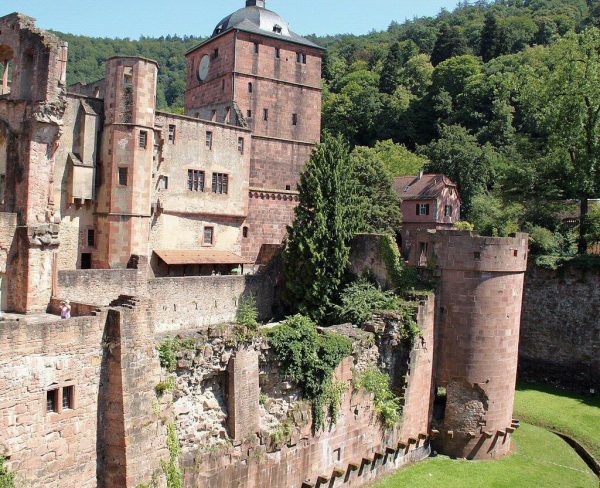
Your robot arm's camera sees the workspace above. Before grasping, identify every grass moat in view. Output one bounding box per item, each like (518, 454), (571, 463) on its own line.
(373, 383), (599, 488)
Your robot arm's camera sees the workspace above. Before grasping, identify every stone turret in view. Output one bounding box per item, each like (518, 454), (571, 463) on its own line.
(410, 229), (529, 459)
(94, 56), (158, 269)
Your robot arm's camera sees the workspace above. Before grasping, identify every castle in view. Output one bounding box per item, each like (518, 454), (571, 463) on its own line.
(0, 0), (322, 314)
(0, 4), (532, 488)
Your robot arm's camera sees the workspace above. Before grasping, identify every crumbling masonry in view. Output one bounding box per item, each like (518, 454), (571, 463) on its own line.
(0, 5), (530, 488)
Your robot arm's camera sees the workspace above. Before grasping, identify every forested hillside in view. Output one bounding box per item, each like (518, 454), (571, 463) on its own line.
(56, 0), (600, 253)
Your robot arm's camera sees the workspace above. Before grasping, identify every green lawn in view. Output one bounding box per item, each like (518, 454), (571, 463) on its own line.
(372, 424), (597, 488)
(372, 383), (600, 487)
(514, 382), (600, 461)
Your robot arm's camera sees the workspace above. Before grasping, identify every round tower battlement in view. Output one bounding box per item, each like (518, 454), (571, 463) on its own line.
(416, 229), (529, 460)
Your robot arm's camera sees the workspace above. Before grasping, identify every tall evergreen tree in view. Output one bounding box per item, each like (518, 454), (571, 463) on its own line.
(284, 135), (360, 323)
(350, 146), (403, 234)
(431, 24), (468, 66)
(480, 13), (505, 62)
(379, 42), (402, 94)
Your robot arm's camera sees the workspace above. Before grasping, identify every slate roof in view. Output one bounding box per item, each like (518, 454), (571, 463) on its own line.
(394, 174), (457, 200)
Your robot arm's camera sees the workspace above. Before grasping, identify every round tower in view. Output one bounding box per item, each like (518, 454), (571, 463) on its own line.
(425, 230), (528, 459)
(95, 56), (158, 268)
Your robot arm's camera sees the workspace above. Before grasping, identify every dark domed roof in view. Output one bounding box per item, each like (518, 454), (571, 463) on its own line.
(211, 1), (322, 49)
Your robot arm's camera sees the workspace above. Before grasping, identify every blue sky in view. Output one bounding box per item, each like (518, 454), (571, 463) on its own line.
(2, 0), (459, 38)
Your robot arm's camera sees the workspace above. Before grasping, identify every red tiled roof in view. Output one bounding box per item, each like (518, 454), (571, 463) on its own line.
(154, 250), (252, 266)
(394, 174), (457, 200)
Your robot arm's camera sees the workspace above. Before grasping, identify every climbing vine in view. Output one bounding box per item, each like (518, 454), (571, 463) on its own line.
(267, 315), (352, 429)
(0, 456), (15, 488)
(161, 422), (183, 488)
(354, 367), (402, 427)
(380, 234), (418, 291)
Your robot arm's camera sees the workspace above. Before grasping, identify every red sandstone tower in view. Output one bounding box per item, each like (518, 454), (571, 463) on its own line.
(410, 230), (529, 459)
(185, 0), (324, 263)
(95, 57), (158, 268)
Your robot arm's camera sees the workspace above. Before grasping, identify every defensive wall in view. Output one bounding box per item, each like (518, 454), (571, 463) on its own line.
(520, 261), (600, 389)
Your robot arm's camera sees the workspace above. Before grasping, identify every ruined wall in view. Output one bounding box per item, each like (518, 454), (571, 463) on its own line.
(349, 234), (397, 290)
(148, 273), (275, 333)
(56, 267), (146, 306)
(0, 311), (107, 487)
(520, 263), (600, 389)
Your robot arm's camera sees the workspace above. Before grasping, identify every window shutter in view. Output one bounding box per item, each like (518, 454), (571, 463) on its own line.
(426, 204), (430, 216)
(212, 173), (218, 193)
(416, 204), (420, 215)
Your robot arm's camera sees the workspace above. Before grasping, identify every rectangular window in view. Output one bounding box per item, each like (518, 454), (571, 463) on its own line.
(118, 167), (128, 186)
(213, 48), (219, 59)
(248, 82), (253, 93)
(62, 386), (74, 410)
(247, 109), (252, 118)
(243, 226), (249, 238)
(263, 108), (269, 121)
(123, 66), (133, 85)
(292, 113), (298, 126)
(168, 125), (176, 144)
(445, 205), (453, 217)
(47, 389), (59, 413)
(416, 203), (430, 216)
(238, 137), (244, 154)
(275, 47), (280, 59)
(87, 229), (95, 247)
(187, 170), (205, 192)
(212, 173), (229, 194)
(203, 227), (214, 246)
(254, 42), (259, 54)
(159, 175), (169, 190)
(297, 53), (307, 64)
(81, 253), (92, 269)
(139, 130), (148, 149)
(206, 131), (213, 150)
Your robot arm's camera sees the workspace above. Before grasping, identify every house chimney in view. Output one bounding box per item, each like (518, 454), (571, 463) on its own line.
(246, 0), (266, 7)
(418, 169), (424, 180)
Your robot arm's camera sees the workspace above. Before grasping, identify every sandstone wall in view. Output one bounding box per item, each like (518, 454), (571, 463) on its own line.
(56, 267), (146, 306)
(148, 273), (275, 333)
(520, 263), (600, 389)
(0, 312), (107, 487)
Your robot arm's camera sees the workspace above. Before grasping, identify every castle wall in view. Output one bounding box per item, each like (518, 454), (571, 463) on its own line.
(0, 311), (108, 487)
(148, 273), (275, 333)
(242, 189), (298, 262)
(417, 231), (528, 460)
(520, 262), (600, 389)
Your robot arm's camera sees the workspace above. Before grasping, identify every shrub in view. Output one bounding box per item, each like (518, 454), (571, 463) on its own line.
(528, 225), (560, 255)
(455, 221), (475, 231)
(155, 377), (176, 396)
(335, 278), (400, 325)
(268, 315), (352, 429)
(158, 337), (196, 372)
(237, 294), (259, 330)
(161, 422), (183, 488)
(0, 456), (15, 488)
(354, 367), (402, 427)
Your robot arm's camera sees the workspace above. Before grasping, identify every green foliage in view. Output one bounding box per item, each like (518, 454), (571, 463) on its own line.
(455, 221), (475, 231)
(431, 24), (468, 66)
(354, 368), (402, 427)
(158, 337), (196, 372)
(585, 205), (600, 244)
(161, 422), (183, 488)
(361, 140), (428, 178)
(349, 146), (403, 234)
(267, 315), (352, 429)
(380, 234), (418, 291)
(420, 125), (496, 216)
(379, 42), (402, 95)
(469, 193), (524, 237)
(284, 135), (360, 323)
(480, 13), (508, 62)
(335, 278), (401, 325)
(321, 381), (349, 422)
(236, 295), (259, 330)
(0, 456), (15, 488)
(155, 377), (176, 396)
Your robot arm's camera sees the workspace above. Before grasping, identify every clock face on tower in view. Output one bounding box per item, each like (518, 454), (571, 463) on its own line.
(198, 55), (210, 82)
